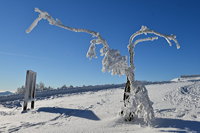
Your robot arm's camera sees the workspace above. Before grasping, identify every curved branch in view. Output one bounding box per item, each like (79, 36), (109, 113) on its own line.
(134, 36), (158, 46)
(26, 8), (128, 76)
(26, 8), (109, 50)
(127, 26), (180, 82)
(129, 26), (180, 49)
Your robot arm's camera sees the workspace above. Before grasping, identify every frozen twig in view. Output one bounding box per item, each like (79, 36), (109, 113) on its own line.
(26, 8), (109, 51)
(26, 8), (127, 75)
(129, 26), (180, 49)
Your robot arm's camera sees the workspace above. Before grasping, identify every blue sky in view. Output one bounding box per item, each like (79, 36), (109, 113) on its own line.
(0, 0), (199, 91)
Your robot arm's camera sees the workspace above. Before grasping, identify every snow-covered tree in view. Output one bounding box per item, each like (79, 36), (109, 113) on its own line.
(26, 8), (180, 124)
(38, 82), (45, 91)
(121, 26), (180, 123)
(16, 85), (25, 94)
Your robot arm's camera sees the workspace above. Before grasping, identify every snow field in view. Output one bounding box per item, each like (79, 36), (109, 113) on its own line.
(0, 81), (200, 132)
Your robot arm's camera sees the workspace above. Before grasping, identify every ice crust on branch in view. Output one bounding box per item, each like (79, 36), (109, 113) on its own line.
(26, 8), (127, 76)
(127, 26), (181, 81)
(26, 8), (109, 49)
(134, 36), (158, 46)
(86, 43), (97, 59)
(102, 49), (128, 75)
(129, 26), (180, 49)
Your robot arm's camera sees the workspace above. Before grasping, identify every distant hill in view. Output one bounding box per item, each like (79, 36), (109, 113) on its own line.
(171, 74), (200, 82)
(0, 91), (13, 96)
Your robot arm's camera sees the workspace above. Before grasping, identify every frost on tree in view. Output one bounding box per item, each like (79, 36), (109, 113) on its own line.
(26, 8), (180, 124)
(121, 26), (180, 123)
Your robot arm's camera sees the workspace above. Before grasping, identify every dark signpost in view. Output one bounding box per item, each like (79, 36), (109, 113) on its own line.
(23, 70), (37, 112)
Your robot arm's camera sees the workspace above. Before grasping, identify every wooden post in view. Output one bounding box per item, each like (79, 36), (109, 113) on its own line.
(23, 70), (37, 112)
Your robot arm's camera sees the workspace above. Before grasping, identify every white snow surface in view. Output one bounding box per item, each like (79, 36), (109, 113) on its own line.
(0, 81), (200, 133)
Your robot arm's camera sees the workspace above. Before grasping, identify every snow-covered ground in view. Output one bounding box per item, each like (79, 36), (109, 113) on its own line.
(0, 79), (200, 132)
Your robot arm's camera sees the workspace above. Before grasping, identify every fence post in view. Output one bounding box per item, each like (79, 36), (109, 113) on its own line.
(23, 70), (37, 111)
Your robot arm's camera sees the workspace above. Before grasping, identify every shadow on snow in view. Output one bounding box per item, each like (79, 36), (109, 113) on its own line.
(153, 118), (200, 133)
(115, 117), (200, 133)
(37, 107), (100, 121)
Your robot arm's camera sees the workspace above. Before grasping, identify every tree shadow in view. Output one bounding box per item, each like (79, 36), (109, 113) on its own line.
(37, 107), (100, 121)
(4, 107), (100, 132)
(153, 118), (200, 132)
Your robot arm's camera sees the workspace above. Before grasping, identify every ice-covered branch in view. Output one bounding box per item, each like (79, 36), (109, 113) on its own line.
(26, 8), (97, 36)
(26, 8), (109, 53)
(129, 26), (180, 49)
(26, 16), (42, 34)
(134, 36), (158, 46)
(127, 26), (181, 81)
(26, 8), (128, 76)
(102, 49), (128, 75)
(86, 43), (97, 59)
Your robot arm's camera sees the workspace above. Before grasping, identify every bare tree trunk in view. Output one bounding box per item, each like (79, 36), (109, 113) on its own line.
(123, 77), (131, 107)
(122, 77), (135, 121)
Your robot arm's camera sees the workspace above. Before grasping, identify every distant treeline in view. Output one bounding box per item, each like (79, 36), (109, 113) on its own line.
(15, 82), (125, 94)
(0, 83), (125, 104)
(15, 80), (175, 95)
(16, 82), (54, 94)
